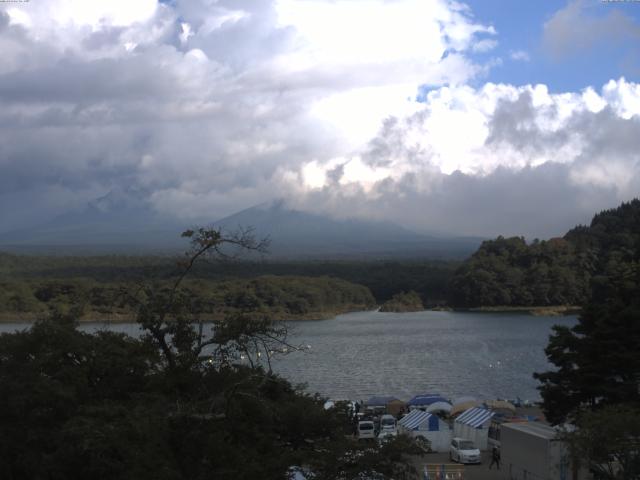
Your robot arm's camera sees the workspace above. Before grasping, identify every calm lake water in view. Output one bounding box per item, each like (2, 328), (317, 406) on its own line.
(0, 310), (576, 402)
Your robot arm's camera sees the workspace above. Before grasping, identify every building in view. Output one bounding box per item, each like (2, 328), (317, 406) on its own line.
(501, 422), (588, 480)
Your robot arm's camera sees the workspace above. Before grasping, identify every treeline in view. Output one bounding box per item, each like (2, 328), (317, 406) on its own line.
(0, 275), (376, 321)
(451, 199), (640, 307)
(0, 254), (458, 307)
(379, 291), (424, 313)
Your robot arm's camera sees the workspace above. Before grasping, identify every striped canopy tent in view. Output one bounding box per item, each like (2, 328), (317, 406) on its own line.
(399, 409), (452, 452)
(456, 407), (495, 428)
(450, 400), (480, 416)
(453, 407), (495, 449)
(426, 401), (452, 415)
(399, 410), (440, 431)
(407, 394), (448, 408)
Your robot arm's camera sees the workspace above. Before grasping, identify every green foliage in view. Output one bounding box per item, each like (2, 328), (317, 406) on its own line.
(534, 258), (640, 424)
(0, 275), (375, 321)
(563, 405), (640, 480)
(379, 290), (424, 312)
(0, 228), (421, 479)
(534, 201), (640, 428)
(0, 253), (458, 308)
(450, 199), (640, 308)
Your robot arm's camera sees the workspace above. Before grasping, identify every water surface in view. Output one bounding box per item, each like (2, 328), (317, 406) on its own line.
(0, 310), (576, 402)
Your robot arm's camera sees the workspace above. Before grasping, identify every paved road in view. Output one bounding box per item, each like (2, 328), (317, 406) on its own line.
(411, 451), (505, 480)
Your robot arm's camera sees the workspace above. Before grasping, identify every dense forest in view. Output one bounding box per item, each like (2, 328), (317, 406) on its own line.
(0, 254), (456, 319)
(379, 290), (424, 312)
(450, 199), (640, 308)
(0, 275), (376, 321)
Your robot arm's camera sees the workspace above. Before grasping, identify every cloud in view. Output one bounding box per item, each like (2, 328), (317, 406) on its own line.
(287, 78), (640, 237)
(510, 50), (530, 62)
(0, 0), (497, 231)
(0, 0), (638, 241)
(543, 0), (640, 61)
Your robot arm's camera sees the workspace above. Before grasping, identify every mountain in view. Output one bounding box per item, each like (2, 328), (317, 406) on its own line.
(0, 195), (482, 258)
(0, 188), (187, 254)
(213, 201), (483, 259)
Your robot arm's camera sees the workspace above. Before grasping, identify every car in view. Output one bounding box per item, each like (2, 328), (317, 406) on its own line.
(377, 430), (397, 445)
(449, 437), (481, 464)
(357, 420), (376, 440)
(379, 414), (397, 433)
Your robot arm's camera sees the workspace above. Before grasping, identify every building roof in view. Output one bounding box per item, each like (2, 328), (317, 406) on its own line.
(455, 407), (494, 428)
(502, 422), (559, 440)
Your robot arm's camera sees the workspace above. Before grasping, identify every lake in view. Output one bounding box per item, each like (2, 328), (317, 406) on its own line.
(0, 310), (576, 402)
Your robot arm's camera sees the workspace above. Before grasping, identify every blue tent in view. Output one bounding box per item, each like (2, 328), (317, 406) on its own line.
(399, 409), (452, 452)
(407, 394), (448, 407)
(399, 410), (440, 431)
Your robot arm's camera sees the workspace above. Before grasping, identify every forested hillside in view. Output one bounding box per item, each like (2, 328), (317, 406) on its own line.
(450, 199), (640, 307)
(0, 254), (457, 313)
(0, 275), (375, 321)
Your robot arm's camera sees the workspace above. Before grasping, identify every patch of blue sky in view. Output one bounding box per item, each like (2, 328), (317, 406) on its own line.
(462, 0), (640, 92)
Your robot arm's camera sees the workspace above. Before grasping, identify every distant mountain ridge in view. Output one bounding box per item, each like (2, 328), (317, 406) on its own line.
(213, 201), (483, 259)
(0, 194), (482, 258)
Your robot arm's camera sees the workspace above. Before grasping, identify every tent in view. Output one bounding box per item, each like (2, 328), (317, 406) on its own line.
(426, 401), (452, 415)
(450, 400), (480, 416)
(365, 396), (398, 408)
(386, 399), (406, 417)
(364, 396), (405, 415)
(453, 407), (495, 450)
(407, 394), (448, 409)
(398, 410), (452, 452)
(453, 396), (476, 405)
(484, 399), (516, 414)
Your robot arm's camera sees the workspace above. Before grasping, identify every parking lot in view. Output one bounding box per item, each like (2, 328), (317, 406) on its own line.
(410, 451), (504, 480)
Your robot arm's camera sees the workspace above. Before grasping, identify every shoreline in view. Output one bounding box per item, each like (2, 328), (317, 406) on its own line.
(0, 305), (378, 324)
(0, 304), (581, 323)
(451, 305), (581, 316)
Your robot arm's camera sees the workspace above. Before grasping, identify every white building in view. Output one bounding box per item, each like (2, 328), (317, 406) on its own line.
(501, 422), (588, 480)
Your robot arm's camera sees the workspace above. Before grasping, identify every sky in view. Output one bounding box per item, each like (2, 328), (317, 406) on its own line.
(0, 0), (639, 239)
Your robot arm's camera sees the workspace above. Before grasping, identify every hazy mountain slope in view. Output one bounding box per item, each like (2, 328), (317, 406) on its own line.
(214, 201), (482, 259)
(0, 195), (482, 258)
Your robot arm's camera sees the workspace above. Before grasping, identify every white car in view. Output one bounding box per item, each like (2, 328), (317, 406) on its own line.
(449, 437), (481, 464)
(357, 420), (376, 440)
(377, 430), (397, 445)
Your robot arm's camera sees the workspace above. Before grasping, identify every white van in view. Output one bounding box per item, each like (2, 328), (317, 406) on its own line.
(357, 420), (376, 440)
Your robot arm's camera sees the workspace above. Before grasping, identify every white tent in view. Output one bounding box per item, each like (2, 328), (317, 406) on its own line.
(398, 410), (452, 452)
(426, 401), (452, 415)
(453, 407), (495, 450)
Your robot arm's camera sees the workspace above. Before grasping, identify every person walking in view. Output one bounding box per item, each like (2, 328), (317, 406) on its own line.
(489, 446), (501, 470)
